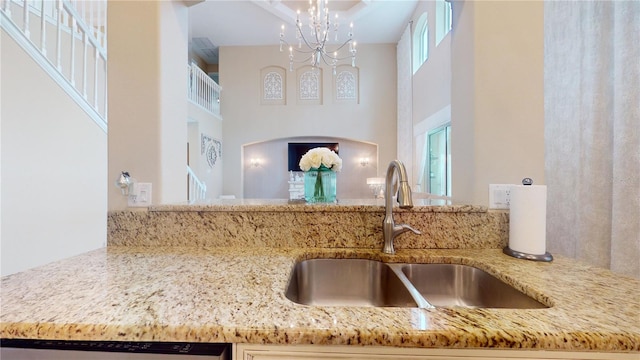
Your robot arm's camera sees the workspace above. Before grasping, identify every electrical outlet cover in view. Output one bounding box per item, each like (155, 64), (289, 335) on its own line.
(489, 184), (512, 209)
(128, 183), (152, 207)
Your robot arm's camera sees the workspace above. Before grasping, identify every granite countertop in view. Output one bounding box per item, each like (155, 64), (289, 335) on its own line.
(1, 246), (639, 352)
(148, 198), (463, 212)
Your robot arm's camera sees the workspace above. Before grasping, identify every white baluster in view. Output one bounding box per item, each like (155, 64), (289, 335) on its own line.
(198, 69), (201, 107)
(70, 18), (76, 83)
(40, 0), (46, 55)
(202, 72), (207, 111)
(93, 46), (98, 108)
(4, 0), (13, 18)
(204, 73), (208, 111)
(89, 0), (94, 39)
(45, 0), (52, 21)
(210, 80), (213, 112)
(192, 65), (196, 101)
(96, 0), (102, 47)
(197, 70), (201, 108)
(102, 55), (108, 119)
(102, 0), (106, 47)
(216, 86), (220, 115)
(206, 80), (210, 112)
(82, 30), (87, 98)
(192, 66), (196, 103)
(55, 0), (62, 70)
(60, 0), (66, 24)
(191, 66), (195, 103)
(195, 68), (199, 105)
(23, 0), (30, 38)
(187, 65), (191, 100)
(102, 0), (106, 48)
(207, 76), (211, 112)
(202, 75), (206, 111)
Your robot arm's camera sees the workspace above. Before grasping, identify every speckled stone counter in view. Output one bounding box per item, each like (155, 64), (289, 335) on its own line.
(1, 247), (639, 351)
(108, 202), (508, 249)
(3, 203), (640, 353)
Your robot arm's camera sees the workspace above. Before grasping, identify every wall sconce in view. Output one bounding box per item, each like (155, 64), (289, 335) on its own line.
(250, 158), (261, 167)
(115, 171), (132, 195)
(360, 157), (370, 167)
(366, 177), (385, 199)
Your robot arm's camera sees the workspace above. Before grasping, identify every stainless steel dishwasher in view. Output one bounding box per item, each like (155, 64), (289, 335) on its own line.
(0, 339), (230, 359)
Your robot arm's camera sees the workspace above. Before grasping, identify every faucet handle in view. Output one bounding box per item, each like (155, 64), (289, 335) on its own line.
(385, 224), (422, 254)
(394, 223), (421, 237)
(401, 224), (421, 235)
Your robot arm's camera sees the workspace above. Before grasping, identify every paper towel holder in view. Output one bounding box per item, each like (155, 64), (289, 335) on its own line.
(503, 177), (553, 262)
(503, 247), (553, 262)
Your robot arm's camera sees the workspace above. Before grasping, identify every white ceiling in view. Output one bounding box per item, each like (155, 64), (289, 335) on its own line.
(189, 0), (419, 64)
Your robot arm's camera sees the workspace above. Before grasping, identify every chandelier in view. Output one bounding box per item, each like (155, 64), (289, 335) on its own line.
(279, 0), (356, 74)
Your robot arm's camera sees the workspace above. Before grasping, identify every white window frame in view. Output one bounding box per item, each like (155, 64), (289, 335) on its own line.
(412, 12), (429, 74)
(435, 0), (452, 46)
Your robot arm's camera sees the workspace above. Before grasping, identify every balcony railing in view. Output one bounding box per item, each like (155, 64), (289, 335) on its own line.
(1, 0), (107, 130)
(188, 62), (220, 117)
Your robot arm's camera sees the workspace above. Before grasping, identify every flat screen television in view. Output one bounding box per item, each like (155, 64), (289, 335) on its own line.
(287, 142), (339, 171)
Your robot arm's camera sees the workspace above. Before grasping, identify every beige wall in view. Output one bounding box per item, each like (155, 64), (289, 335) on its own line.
(450, 0), (545, 205)
(219, 44), (397, 198)
(411, 1), (452, 126)
(1, 30), (107, 276)
(409, 0), (453, 192)
(107, 1), (189, 210)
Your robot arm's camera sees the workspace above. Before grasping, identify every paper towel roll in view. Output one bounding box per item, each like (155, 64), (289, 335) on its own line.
(509, 185), (547, 255)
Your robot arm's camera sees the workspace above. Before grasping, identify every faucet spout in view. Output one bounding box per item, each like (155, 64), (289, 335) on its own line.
(382, 160), (421, 254)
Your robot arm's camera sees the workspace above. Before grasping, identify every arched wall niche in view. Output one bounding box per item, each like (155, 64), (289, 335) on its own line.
(260, 66), (287, 105)
(242, 136), (378, 199)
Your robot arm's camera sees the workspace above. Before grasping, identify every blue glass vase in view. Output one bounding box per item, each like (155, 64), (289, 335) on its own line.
(304, 165), (337, 203)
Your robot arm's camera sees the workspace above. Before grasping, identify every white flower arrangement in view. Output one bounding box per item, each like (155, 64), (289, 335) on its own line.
(299, 147), (342, 172)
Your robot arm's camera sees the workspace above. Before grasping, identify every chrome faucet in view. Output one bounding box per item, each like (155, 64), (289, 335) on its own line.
(383, 160), (421, 254)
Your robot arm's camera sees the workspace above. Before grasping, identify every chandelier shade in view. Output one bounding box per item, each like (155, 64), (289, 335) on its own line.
(279, 0), (356, 74)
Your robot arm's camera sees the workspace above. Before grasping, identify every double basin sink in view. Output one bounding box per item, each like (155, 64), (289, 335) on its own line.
(285, 259), (547, 309)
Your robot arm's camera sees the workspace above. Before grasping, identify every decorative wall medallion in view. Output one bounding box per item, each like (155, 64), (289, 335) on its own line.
(336, 71), (356, 100)
(264, 72), (283, 100)
(299, 70), (319, 100)
(201, 134), (222, 168)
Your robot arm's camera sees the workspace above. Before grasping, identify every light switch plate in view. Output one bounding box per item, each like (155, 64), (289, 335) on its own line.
(128, 182), (152, 207)
(489, 184), (511, 209)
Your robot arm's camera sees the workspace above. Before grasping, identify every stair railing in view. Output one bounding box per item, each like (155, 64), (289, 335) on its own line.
(188, 62), (221, 117)
(187, 165), (207, 204)
(1, 0), (107, 131)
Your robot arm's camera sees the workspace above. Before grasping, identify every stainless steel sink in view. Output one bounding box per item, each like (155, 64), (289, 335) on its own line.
(399, 263), (547, 309)
(285, 259), (418, 307)
(285, 259), (548, 309)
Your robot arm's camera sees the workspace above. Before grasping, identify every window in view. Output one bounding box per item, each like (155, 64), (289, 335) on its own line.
(435, 0), (452, 46)
(426, 124), (451, 197)
(420, 24), (429, 64)
(412, 12), (429, 74)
